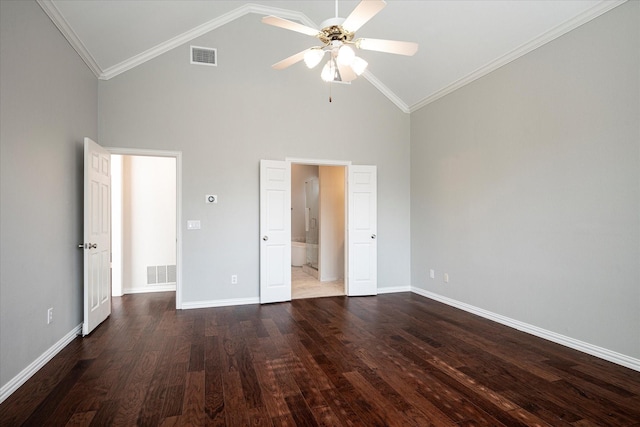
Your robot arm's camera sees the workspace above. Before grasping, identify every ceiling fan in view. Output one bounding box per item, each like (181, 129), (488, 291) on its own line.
(262, 0), (418, 83)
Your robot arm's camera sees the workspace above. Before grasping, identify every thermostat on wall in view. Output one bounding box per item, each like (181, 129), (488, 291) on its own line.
(205, 194), (218, 204)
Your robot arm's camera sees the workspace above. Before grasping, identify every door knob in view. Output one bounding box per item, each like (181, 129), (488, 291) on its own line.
(78, 244), (85, 249)
(89, 243), (97, 249)
(371, 234), (376, 239)
(263, 236), (269, 241)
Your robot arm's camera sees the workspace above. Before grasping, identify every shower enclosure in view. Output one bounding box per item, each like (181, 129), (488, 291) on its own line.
(304, 177), (319, 270)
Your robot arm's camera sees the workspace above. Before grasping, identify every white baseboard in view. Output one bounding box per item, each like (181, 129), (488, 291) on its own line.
(377, 286), (412, 294)
(123, 284), (176, 294)
(181, 297), (260, 310)
(0, 323), (82, 404)
(411, 287), (640, 373)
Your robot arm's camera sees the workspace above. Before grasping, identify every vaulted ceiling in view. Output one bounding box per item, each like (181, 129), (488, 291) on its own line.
(39, 0), (624, 112)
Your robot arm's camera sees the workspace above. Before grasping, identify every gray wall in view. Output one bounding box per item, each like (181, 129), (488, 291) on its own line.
(98, 14), (412, 304)
(3, 0), (635, 398)
(410, 1), (639, 358)
(0, 1), (98, 388)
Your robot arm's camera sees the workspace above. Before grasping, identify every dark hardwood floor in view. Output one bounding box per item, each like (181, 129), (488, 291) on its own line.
(1, 292), (639, 426)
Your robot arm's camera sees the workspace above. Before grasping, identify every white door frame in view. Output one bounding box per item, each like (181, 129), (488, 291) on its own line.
(286, 157), (352, 294)
(107, 147), (183, 309)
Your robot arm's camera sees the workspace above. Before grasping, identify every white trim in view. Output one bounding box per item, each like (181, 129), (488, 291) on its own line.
(106, 147), (183, 309)
(106, 148), (181, 158)
(36, 0), (102, 78)
(182, 297), (260, 310)
(377, 286), (411, 294)
(362, 71), (411, 114)
(123, 285), (177, 294)
(38, 0), (626, 113)
(411, 287), (640, 373)
(0, 324), (82, 404)
(285, 157), (352, 166)
(100, 4), (318, 80)
(408, 0), (627, 112)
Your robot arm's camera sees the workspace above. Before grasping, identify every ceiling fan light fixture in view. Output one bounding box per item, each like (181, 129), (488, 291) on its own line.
(320, 60), (334, 82)
(337, 45), (355, 66)
(351, 56), (368, 75)
(321, 58), (341, 82)
(304, 49), (325, 69)
(263, 0), (418, 90)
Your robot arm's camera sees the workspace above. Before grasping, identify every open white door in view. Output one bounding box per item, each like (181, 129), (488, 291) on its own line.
(260, 160), (291, 303)
(348, 165), (377, 296)
(81, 137), (111, 335)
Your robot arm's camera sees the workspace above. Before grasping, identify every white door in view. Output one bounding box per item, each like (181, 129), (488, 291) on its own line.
(260, 160), (291, 303)
(81, 137), (111, 335)
(348, 165), (377, 296)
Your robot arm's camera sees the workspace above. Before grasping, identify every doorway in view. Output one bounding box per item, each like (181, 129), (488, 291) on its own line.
(109, 148), (183, 309)
(259, 159), (377, 304)
(291, 164), (346, 299)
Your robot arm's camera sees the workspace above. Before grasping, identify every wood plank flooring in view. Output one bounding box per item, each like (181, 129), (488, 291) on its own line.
(1, 292), (639, 426)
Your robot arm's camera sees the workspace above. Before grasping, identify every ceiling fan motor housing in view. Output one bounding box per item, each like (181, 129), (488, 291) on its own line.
(318, 17), (354, 45)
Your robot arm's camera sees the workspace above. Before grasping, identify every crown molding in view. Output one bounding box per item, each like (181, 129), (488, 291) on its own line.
(100, 3), (318, 80)
(39, 0), (625, 113)
(36, 0), (102, 78)
(37, 0), (411, 111)
(362, 70), (411, 114)
(408, 0), (627, 113)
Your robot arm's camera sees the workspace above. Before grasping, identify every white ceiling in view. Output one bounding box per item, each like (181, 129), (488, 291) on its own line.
(41, 0), (624, 112)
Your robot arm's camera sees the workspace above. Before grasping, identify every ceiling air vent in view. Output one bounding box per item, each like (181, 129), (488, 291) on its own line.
(191, 46), (217, 66)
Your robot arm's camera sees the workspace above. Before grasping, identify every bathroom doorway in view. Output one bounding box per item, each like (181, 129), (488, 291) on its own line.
(291, 163), (346, 299)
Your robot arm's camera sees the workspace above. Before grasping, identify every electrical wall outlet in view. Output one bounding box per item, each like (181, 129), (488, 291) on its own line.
(47, 307), (53, 324)
(444, 273), (449, 283)
(429, 269), (435, 279)
(231, 274), (238, 284)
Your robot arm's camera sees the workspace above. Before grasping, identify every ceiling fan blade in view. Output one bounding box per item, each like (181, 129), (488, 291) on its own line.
(355, 38), (418, 56)
(262, 16), (320, 37)
(337, 62), (358, 83)
(342, 0), (387, 33)
(272, 48), (311, 70)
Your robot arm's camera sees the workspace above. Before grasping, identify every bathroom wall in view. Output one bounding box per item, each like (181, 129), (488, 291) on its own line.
(291, 164), (319, 243)
(319, 166), (345, 281)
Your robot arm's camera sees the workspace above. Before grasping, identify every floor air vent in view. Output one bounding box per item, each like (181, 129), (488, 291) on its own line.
(167, 265), (177, 283)
(191, 46), (217, 66)
(147, 266), (157, 284)
(147, 265), (177, 284)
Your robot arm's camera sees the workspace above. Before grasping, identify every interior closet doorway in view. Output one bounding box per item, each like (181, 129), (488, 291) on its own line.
(109, 149), (183, 308)
(291, 163), (346, 299)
